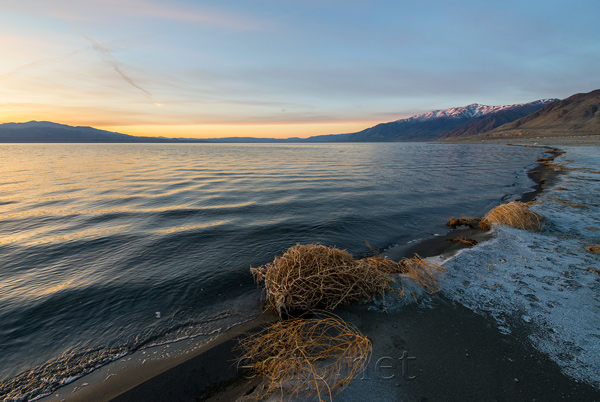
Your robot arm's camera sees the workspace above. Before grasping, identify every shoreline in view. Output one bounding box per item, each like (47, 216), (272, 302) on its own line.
(40, 140), (593, 402)
(40, 312), (278, 402)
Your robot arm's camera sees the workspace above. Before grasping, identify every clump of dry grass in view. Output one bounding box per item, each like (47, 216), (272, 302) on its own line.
(484, 201), (544, 231)
(251, 244), (447, 316)
(251, 244), (392, 316)
(586, 245), (600, 255)
(446, 216), (491, 231)
(236, 311), (371, 402)
(446, 237), (479, 247)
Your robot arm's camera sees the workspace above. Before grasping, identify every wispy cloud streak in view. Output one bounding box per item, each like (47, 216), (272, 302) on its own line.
(1, 40), (120, 82)
(45, 0), (162, 106)
(79, 33), (162, 106)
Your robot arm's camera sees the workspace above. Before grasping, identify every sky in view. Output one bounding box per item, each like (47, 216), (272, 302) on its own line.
(1, 0), (599, 139)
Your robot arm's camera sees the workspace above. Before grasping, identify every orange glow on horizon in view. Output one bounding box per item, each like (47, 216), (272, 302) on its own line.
(98, 122), (378, 139)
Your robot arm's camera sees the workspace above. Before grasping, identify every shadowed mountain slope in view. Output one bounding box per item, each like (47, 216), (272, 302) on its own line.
(480, 89), (600, 138)
(0, 121), (207, 143)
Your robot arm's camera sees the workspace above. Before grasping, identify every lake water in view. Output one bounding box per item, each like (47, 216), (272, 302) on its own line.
(0, 142), (542, 401)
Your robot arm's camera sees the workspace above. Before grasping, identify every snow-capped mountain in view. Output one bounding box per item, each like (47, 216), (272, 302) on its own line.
(402, 100), (557, 123)
(306, 98), (558, 142)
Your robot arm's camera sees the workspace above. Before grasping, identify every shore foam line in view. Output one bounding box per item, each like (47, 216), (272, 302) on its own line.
(441, 144), (600, 387)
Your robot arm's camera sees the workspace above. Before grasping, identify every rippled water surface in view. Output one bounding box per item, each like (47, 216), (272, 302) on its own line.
(0, 143), (542, 400)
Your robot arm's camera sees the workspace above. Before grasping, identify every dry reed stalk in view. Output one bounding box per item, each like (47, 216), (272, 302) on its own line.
(446, 237), (479, 246)
(586, 245), (600, 255)
(478, 219), (492, 231)
(547, 163), (568, 170)
(251, 244), (392, 316)
(552, 199), (586, 208)
(397, 254), (447, 294)
(361, 254), (446, 295)
(484, 201), (544, 231)
(446, 216), (491, 231)
(537, 159), (568, 171)
(446, 216), (479, 228)
(236, 311), (371, 402)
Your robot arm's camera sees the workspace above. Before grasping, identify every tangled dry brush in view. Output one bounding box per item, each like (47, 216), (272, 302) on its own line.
(251, 244), (446, 317)
(237, 311), (371, 401)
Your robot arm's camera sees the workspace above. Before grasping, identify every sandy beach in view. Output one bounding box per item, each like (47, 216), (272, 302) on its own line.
(40, 136), (600, 402)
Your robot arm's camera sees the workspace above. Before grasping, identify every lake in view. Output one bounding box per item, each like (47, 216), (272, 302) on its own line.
(0, 142), (542, 401)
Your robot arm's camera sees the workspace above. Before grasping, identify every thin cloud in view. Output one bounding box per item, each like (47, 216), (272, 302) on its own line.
(0, 39), (123, 82)
(79, 33), (162, 106)
(45, 0), (162, 106)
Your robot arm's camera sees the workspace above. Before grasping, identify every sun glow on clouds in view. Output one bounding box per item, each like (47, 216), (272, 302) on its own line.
(1, 0), (599, 138)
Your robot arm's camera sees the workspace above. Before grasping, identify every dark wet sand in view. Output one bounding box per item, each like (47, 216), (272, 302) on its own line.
(335, 296), (600, 402)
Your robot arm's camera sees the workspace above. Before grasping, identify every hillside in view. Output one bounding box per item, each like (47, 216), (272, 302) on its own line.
(0, 121), (207, 143)
(480, 89), (600, 138)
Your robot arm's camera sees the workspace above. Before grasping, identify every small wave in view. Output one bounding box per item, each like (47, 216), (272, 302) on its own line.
(0, 347), (129, 402)
(0, 304), (258, 402)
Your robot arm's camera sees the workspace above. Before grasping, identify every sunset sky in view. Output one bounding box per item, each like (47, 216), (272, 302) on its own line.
(1, 0), (599, 138)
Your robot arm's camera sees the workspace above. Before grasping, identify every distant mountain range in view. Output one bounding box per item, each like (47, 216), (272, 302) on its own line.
(0, 121), (208, 143)
(1, 90), (598, 143)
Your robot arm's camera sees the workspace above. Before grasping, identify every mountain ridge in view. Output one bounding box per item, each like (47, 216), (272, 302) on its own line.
(401, 100), (556, 123)
(0, 121), (208, 143)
